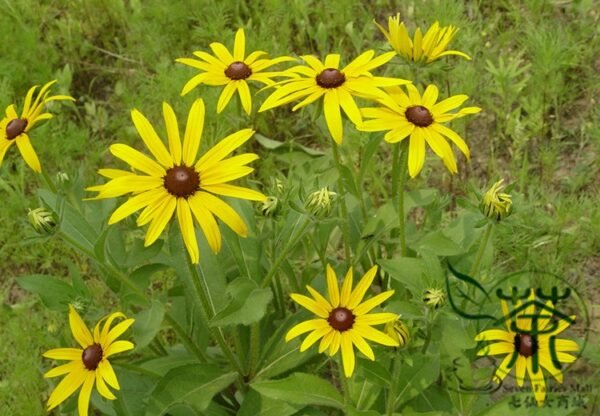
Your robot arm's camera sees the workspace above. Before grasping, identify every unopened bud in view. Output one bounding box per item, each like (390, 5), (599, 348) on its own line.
(261, 196), (279, 217)
(481, 179), (512, 221)
(385, 316), (410, 347)
(28, 208), (56, 234)
(423, 288), (445, 309)
(305, 187), (336, 217)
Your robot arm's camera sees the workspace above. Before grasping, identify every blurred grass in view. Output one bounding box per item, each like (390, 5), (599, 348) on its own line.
(1, 0), (599, 414)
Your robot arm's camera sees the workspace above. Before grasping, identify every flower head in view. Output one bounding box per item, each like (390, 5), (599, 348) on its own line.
(176, 28), (294, 114)
(475, 290), (579, 406)
(0, 80), (74, 172)
(87, 98), (266, 263)
(259, 51), (410, 144)
(375, 14), (471, 64)
(43, 305), (135, 416)
(481, 179), (512, 221)
(423, 288), (445, 309)
(359, 84), (481, 177)
(286, 265), (399, 377)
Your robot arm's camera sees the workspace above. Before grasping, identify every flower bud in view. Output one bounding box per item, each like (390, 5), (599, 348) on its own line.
(423, 288), (445, 309)
(385, 316), (410, 347)
(56, 171), (70, 185)
(27, 207), (57, 234)
(261, 196), (280, 217)
(304, 187), (336, 217)
(481, 179), (512, 221)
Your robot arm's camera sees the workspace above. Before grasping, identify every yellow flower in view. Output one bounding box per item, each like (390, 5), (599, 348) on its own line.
(481, 179), (512, 221)
(259, 51), (410, 144)
(375, 13), (471, 64)
(43, 305), (134, 416)
(286, 265), (399, 377)
(475, 291), (579, 406)
(0, 80), (74, 172)
(359, 84), (481, 177)
(176, 28), (294, 114)
(87, 98), (266, 263)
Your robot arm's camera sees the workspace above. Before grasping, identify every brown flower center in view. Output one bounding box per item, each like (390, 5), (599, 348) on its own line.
(225, 61), (252, 80)
(514, 333), (537, 358)
(163, 165), (200, 198)
(316, 68), (346, 89)
(6, 118), (28, 140)
(328, 307), (355, 332)
(82, 343), (103, 370)
(405, 105), (434, 127)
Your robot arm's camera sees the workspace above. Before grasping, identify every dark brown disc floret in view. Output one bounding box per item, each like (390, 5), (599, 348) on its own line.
(316, 68), (346, 89)
(225, 61), (252, 80)
(6, 118), (28, 140)
(405, 105), (434, 127)
(328, 307), (355, 332)
(514, 333), (537, 358)
(82, 343), (103, 370)
(163, 165), (200, 198)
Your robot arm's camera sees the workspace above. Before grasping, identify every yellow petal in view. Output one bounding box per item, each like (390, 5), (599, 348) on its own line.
(431, 124), (470, 159)
(326, 265), (340, 308)
(526, 357), (547, 405)
(323, 90), (343, 144)
(337, 88), (362, 126)
(233, 28), (245, 61)
(144, 196), (176, 247)
(237, 81), (252, 114)
(98, 359), (120, 390)
(350, 330), (375, 361)
(407, 129), (426, 178)
(341, 332), (355, 377)
(104, 340), (135, 357)
(195, 128), (254, 171)
(69, 305), (94, 349)
(477, 341), (514, 357)
(188, 194), (222, 253)
(108, 188), (166, 224)
(306, 285), (333, 312)
(384, 123), (414, 144)
(339, 267), (353, 307)
(15, 134), (41, 172)
(285, 319), (329, 341)
(162, 102), (182, 165)
(110, 144), (165, 177)
(554, 339), (579, 352)
(347, 265), (377, 309)
(46, 367), (87, 411)
(183, 98), (205, 166)
(217, 81), (238, 114)
(300, 326), (331, 352)
(474, 329), (513, 342)
(131, 109), (173, 168)
(431, 95), (468, 115)
(352, 324), (398, 347)
(352, 290), (394, 316)
(421, 85), (439, 108)
(95, 370), (116, 400)
(180, 73), (208, 96)
(425, 128), (457, 173)
(324, 54), (340, 68)
(44, 360), (83, 378)
(196, 191), (248, 237)
(290, 293), (329, 318)
(103, 318), (135, 349)
(355, 313), (398, 326)
(43, 347), (82, 361)
(319, 329), (336, 353)
(515, 355), (527, 387)
(78, 371), (96, 416)
(328, 331), (341, 355)
(210, 42), (234, 64)
(201, 183), (266, 201)
(177, 199), (199, 263)
(493, 353), (515, 383)
(101, 311), (127, 343)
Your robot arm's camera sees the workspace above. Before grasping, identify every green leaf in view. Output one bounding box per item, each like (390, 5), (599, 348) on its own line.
(210, 278), (272, 327)
(251, 373), (344, 409)
(125, 238), (164, 267)
(147, 364), (237, 415)
(17, 275), (76, 311)
(416, 231), (465, 256)
(378, 258), (426, 296)
(255, 133), (285, 149)
(238, 389), (303, 416)
(112, 368), (156, 416)
(394, 353), (440, 409)
(132, 299), (165, 349)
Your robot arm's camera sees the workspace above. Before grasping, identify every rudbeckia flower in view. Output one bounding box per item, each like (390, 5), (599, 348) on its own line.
(176, 28), (294, 114)
(43, 305), (134, 416)
(358, 84), (481, 177)
(475, 291), (579, 405)
(259, 51), (410, 144)
(87, 98), (265, 263)
(286, 265), (398, 377)
(0, 80), (74, 172)
(375, 13), (471, 63)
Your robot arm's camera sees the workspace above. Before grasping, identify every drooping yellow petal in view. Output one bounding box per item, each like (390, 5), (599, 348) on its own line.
(196, 191), (248, 237)
(349, 330), (375, 361)
(407, 128), (426, 178)
(217, 81), (238, 114)
(493, 353), (515, 383)
(188, 194), (222, 253)
(319, 329), (336, 353)
(323, 90), (343, 144)
(515, 355), (527, 387)
(108, 188), (166, 224)
(98, 360), (120, 390)
(15, 134), (41, 172)
(69, 305), (94, 349)
(337, 88), (362, 126)
(46, 366), (87, 411)
(328, 331), (341, 355)
(340, 332), (355, 377)
(237, 81), (252, 114)
(78, 371), (96, 416)
(526, 357), (547, 405)
(300, 326), (331, 352)
(177, 199), (199, 263)
(144, 196), (176, 247)
(182, 98), (205, 166)
(95, 370), (117, 400)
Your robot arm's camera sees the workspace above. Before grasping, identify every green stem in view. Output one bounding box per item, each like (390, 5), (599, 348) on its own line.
(331, 143), (352, 262)
(58, 230), (209, 362)
(387, 353), (401, 416)
(469, 222), (493, 277)
(391, 141), (409, 256)
(40, 170), (57, 194)
(187, 256), (244, 374)
(337, 355), (350, 407)
(260, 216), (310, 289)
(248, 322), (260, 378)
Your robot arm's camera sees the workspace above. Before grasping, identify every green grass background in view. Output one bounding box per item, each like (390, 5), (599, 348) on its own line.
(1, 0), (599, 414)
